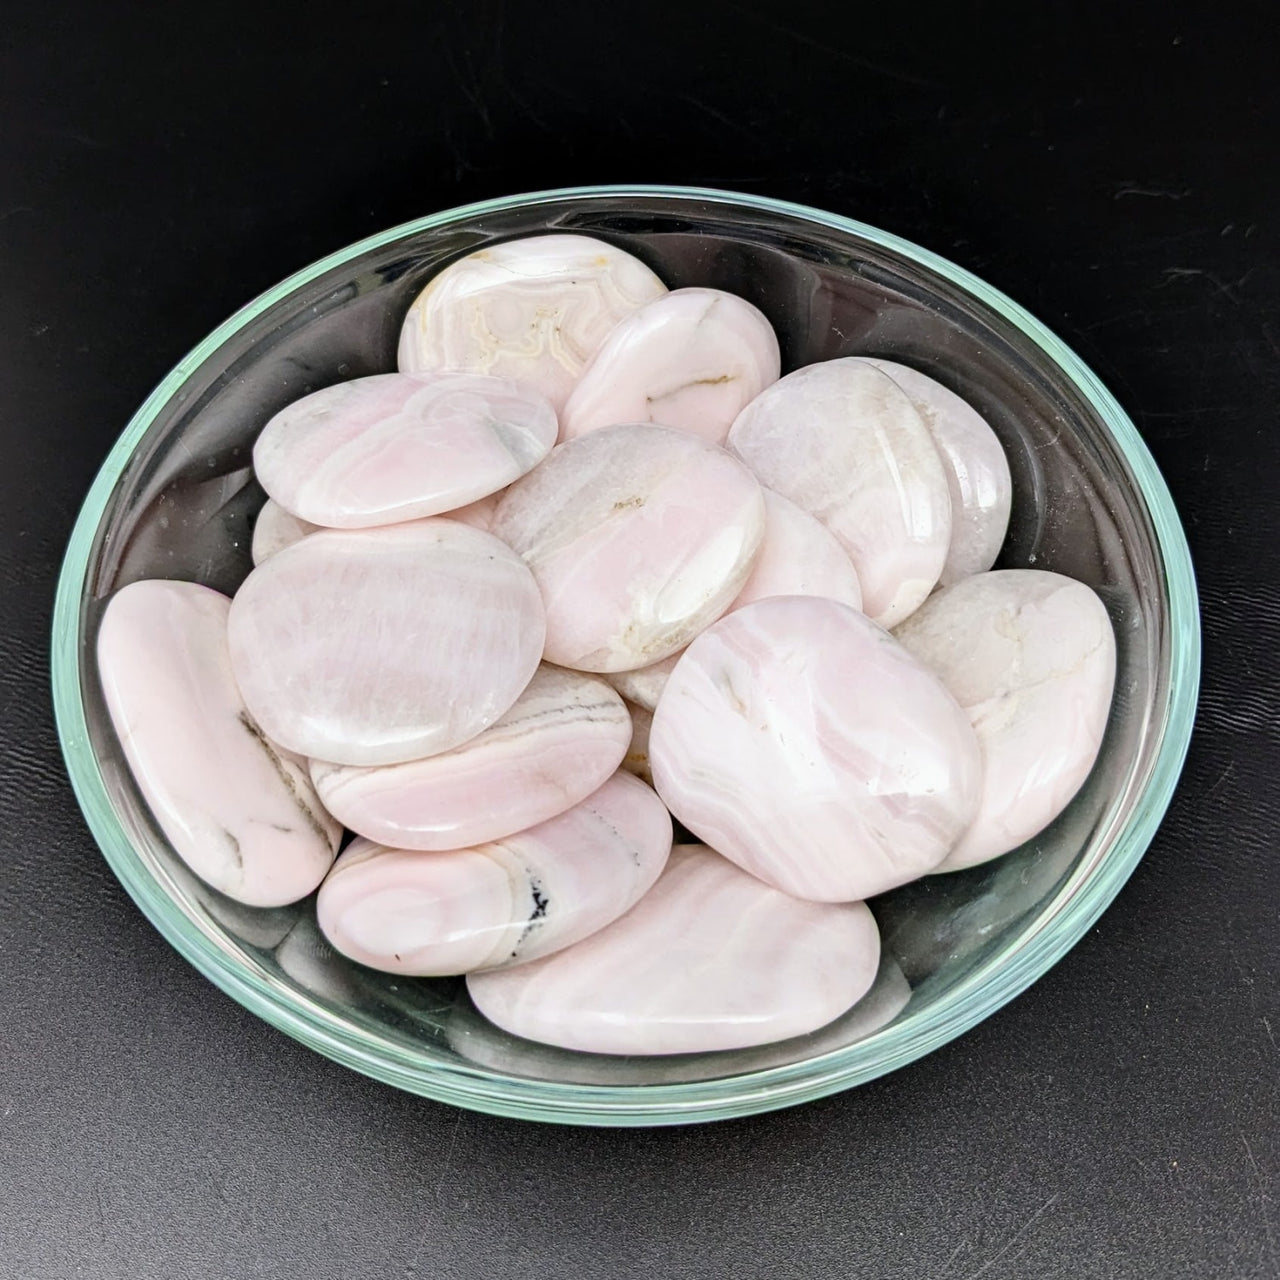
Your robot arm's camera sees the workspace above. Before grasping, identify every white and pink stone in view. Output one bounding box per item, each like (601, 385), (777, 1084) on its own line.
(309, 665), (631, 851)
(492, 423), (765, 673)
(466, 843), (881, 1055)
(97, 579), (341, 907)
(253, 372), (556, 529)
(397, 235), (667, 412)
(604, 488), (864, 711)
(727, 358), (952, 627)
(251, 499), (319, 565)
(559, 287), (781, 445)
(731, 488), (863, 613)
(227, 519), (545, 766)
(860, 358), (1012, 586)
(316, 772), (672, 976)
(893, 569), (1116, 870)
(650, 596), (982, 902)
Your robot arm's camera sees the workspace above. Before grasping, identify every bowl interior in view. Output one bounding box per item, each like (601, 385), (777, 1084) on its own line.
(57, 188), (1193, 1122)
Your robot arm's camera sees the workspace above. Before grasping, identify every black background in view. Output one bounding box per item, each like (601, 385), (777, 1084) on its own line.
(4, 2), (1278, 1276)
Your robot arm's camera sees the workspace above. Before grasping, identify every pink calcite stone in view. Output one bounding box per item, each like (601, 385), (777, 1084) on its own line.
(316, 772), (672, 976)
(97, 580), (340, 907)
(449, 956), (909, 1083)
(727, 358), (952, 627)
(253, 372), (556, 529)
(893, 569), (1116, 870)
(227, 519), (545, 766)
(730, 489), (863, 612)
(860, 358), (1012, 586)
(397, 235), (667, 411)
(605, 488), (864, 711)
(309, 665), (631, 850)
(559, 287), (781, 444)
(492, 423), (765, 673)
(251, 499), (318, 565)
(650, 596), (982, 902)
(466, 843), (881, 1055)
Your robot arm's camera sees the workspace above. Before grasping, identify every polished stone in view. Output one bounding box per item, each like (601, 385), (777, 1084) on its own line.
(251, 499), (318, 566)
(449, 955), (909, 1084)
(316, 772), (672, 976)
(560, 287), (780, 444)
(492, 423), (765, 672)
(309, 665), (631, 850)
(97, 579), (340, 907)
(466, 843), (881, 1054)
(731, 489), (863, 612)
(860, 358), (1012, 586)
(397, 234), (667, 411)
(894, 569), (1116, 869)
(650, 596), (982, 901)
(253, 372), (556, 529)
(227, 519), (545, 765)
(727, 358), (952, 627)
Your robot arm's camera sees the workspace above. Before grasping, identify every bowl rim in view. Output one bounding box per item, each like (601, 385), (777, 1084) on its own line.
(51, 183), (1201, 1126)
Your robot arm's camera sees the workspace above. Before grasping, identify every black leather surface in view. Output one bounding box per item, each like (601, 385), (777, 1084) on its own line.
(3, 2), (1277, 1276)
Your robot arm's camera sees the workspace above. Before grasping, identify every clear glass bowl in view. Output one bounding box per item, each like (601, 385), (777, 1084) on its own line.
(52, 186), (1200, 1126)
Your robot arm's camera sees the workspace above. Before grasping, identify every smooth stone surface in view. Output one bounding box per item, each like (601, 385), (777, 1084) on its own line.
(650, 596), (982, 902)
(560, 287), (780, 444)
(253, 372), (556, 529)
(251, 499), (318, 566)
(227, 519), (545, 766)
(604, 489), (864, 710)
(861, 357), (1013, 586)
(492, 423), (765, 672)
(467, 843), (881, 1055)
(620, 700), (653, 786)
(316, 772), (672, 976)
(310, 665), (631, 850)
(893, 569), (1117, 870)
(727, 358), (952, 627)
(97, 580), (341, 907)
(449, 955), (909, 1086)
(397, 234), (667, 412)
(731, 489), (864, 612)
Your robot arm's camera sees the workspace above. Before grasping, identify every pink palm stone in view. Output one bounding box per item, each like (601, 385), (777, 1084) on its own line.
(253, 372), (556, 529)
(727, 358), (952, 627)
(492, 423), (765, 673)
(309, 665), (631, 850)
(316, 772), (672, 976)
(227, 519), (545, 766)
(560, 287), (781, 445)
(97, 579), (340, 907)
(650, 595), (982, 902)
(893, 569), (1116, 870)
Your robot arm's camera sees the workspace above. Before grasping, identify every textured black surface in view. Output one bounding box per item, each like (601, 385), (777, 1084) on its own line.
(3, 1), (1278, 1276)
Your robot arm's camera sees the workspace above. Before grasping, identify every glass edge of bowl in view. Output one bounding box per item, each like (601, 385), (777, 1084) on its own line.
(50, 183), (1203, 1127)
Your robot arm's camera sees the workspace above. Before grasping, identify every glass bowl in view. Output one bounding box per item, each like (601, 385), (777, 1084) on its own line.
(52, 185), (1200, 1126)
